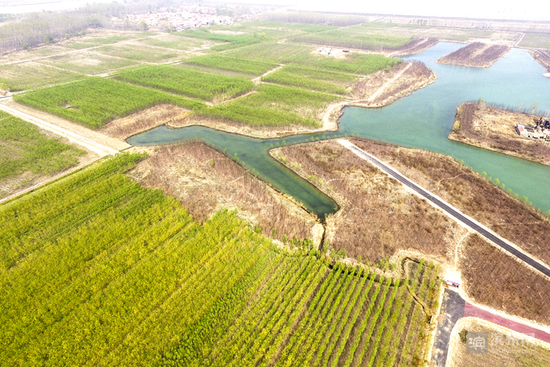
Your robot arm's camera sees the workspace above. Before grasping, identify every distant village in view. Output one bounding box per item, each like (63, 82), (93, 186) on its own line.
(516, 117), (550, 141)
(124, 5), (230, 31)
(120, 5), (263, 32)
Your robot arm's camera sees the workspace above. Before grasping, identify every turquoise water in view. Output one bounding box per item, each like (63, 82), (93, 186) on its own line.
(128, 42), (550, 217)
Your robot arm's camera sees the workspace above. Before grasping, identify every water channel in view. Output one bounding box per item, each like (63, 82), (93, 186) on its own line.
(128, 42), (550, 219)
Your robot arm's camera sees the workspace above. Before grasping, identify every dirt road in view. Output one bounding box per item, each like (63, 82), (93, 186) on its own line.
(0, 101), (120, 156)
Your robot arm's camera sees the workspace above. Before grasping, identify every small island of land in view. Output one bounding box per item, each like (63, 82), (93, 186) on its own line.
(436, 42), (510, 68)
(449, 101), (550, 166)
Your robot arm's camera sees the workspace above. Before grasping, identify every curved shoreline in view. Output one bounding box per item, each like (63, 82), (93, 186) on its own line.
(117, 63), (437, 141)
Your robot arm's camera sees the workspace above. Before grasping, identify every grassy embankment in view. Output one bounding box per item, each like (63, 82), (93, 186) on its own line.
(436, 42), (510, 68)
(0, 153), (441, 366)
(0, 110), (85, 198)
(450, 102), (550, 166)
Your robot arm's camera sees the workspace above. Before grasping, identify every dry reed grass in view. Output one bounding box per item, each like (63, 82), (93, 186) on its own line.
(275, 140), (460, 265)
(127, 142), (320, 244)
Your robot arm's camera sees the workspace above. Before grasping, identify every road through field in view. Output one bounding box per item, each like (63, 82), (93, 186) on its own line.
(338, 139), (550, 279)
(0, 100), (119, 156)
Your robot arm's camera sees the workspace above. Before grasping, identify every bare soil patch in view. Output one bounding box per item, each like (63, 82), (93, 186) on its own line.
(127, 142), (322, 246)
(351, 62), (436, 108)
(447, 317), (550, 367)
(101, 104), (189, 139)
(450, 102), (550, 166)
(349, 138), (550, 270)
(273, 140), (462, 267)
(437, 42), (510, 68)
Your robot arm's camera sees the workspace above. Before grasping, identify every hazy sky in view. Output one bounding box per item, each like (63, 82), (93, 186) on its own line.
(287, 0), (550, 21)
(0, 0), (549, 21)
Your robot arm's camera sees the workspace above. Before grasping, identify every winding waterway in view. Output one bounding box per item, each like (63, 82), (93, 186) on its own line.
(128, 42), (550, 218)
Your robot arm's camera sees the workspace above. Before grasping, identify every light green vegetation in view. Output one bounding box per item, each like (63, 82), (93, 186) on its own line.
(114, 65), (255, 102)
(290, 25), (413, 51)
(178, 28), (264, 51)
(198, 84), (337, 127)
(61, 34), (144, 49)
(520, 33), (550, 49)
(14, 77), (203, 129)
(0, 62), (84, 91)
(184, 54), (279, 76)
(94, 43), (179, 61)
(225, 42), (400, 74)
(262, 65), (356, 94)
(225, 42), (313, 63)
(135, 34), (210, 50)
(40, 53), (139, 75)
(0, 154), (440, 366)
(359, 22), (507, 43)
(0, 111), (84, 183)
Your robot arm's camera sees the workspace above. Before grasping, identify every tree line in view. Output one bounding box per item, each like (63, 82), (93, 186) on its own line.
(0, 0), (186, 54)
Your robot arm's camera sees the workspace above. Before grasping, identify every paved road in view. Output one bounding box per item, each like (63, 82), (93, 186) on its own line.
(432, 289), (465, 367)
(464, 302), (550, 344)
(338, 139), (550, 279)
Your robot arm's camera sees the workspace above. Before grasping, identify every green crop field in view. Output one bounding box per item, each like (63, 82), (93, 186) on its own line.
(184, 54), (279, 76)
(520, 33), (550, 50)
(262, 65), (357, 94)
(94, 43), (180, 61)
(198, 84), (337, 127)
(225, 42), (400, 75)
(290, 26), (413, 51)
(114, 65), (255, 102)
(0, 111), (84, 186)
(134, 34), (208, 50)
(14, 77), (203, 129)
(178, 28), (263, 51)
(0, 153), (440, 366)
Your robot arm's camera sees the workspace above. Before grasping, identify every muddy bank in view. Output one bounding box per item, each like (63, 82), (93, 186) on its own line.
(387, 37), (439, 57)
(351, 61), (436, 108)
(436, 42), (510, 68)
(449, 102), (550, 166)
(533, 49), (550, 72)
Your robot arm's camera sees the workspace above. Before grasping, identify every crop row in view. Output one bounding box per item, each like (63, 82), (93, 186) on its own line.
(114, 65), (255, 102)
(1, 153), (441, 366)
(0, 153), (274, 366)
(14, 77), (203, 129)
(262, 68), (349, 95)
(0, 111), (84, 183)
(185, 54), (278, 76)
